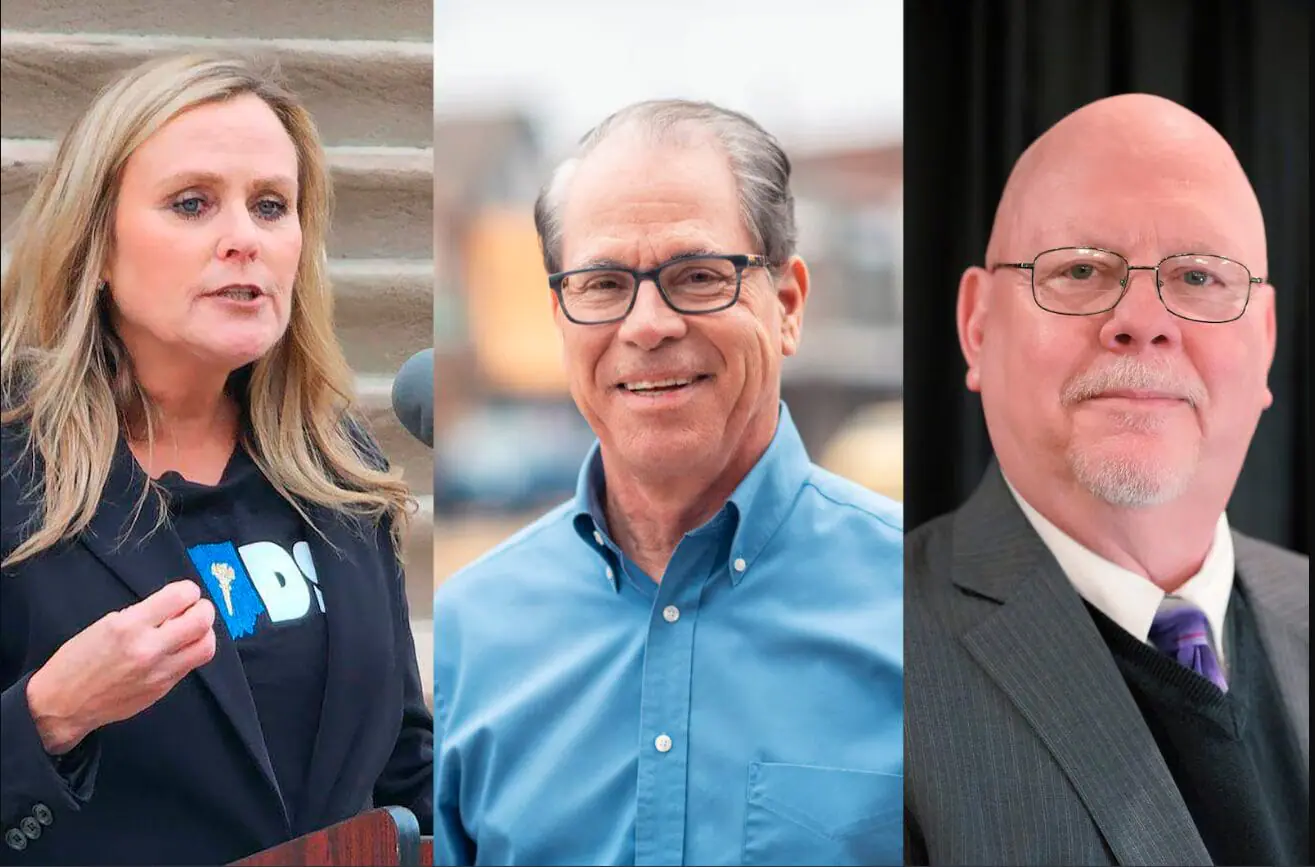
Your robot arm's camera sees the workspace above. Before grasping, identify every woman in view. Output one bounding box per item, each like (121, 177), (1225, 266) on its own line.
(0, 54), (432, 865)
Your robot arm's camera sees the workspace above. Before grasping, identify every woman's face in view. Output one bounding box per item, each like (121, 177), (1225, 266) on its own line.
(104, 93), (303, 375)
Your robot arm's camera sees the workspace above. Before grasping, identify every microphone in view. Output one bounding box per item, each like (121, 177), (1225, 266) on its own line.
(391, 348), (434, 447)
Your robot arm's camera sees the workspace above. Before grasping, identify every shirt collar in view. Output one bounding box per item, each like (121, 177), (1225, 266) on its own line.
(1003, 476), (1236, 664)
(571, 402), (812, 590)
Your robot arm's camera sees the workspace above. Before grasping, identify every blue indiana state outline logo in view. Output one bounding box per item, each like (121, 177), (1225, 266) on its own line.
(187, 542), (266, 639)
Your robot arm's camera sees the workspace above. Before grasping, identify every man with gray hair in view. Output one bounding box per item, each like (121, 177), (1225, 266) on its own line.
(905, 93), (1308, 865)
(434, 99), (903, 866)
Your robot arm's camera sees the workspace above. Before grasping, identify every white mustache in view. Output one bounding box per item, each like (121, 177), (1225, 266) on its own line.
(1061, 356), (1207, 408)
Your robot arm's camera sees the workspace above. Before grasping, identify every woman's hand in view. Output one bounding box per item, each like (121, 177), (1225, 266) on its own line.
(24, 580), (217, 755)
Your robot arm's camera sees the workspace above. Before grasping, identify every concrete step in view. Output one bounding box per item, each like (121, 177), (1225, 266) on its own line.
(406, 504), (435, 700)
(0, 30), (432, 147)
(329, 259), (434, 375)
(357, 373), (432, 498)
(403, 495), (434, 619)
(325, 146), (433, 259)
(1, 139), (434, 260)
(0, 0), (431, 41)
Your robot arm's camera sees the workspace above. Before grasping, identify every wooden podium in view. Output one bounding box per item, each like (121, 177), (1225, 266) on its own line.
(229, 807), (434, 866)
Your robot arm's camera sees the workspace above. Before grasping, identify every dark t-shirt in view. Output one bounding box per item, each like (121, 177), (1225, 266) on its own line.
(158, 444), (328, 831)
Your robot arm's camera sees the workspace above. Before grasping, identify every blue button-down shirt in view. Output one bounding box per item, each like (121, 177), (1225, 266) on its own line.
(434, 405), (903, 866)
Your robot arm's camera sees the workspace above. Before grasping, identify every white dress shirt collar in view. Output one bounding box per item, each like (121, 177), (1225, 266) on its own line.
(1003, 476), (1236, 665)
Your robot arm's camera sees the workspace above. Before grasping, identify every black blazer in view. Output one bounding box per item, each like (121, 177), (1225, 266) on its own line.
(0, 421), (433, 865)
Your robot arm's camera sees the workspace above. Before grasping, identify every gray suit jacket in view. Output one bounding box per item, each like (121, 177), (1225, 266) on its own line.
(904, 465), (1309, 866)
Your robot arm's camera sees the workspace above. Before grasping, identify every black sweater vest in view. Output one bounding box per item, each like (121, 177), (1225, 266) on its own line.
(1086, 586), (1308, 866)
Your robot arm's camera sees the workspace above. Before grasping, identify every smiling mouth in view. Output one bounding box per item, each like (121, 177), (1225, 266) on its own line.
(619, 374), (710, 395)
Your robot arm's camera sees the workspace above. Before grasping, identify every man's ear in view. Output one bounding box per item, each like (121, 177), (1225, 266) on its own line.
(958, 266), (990, 392)
(778, 255), (809, 357)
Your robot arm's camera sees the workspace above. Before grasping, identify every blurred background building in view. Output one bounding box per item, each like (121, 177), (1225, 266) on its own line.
(0, 1), (436, 696)
(433, 0), (904, 584)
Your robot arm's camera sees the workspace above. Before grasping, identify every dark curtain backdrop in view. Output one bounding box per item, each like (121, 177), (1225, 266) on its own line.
(904, 0), (1310, 554)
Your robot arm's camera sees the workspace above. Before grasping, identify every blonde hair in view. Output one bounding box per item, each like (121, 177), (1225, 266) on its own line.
(1, 53), (413, 568)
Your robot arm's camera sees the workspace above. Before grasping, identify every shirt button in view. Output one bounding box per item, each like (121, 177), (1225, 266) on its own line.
(733, 557), (747, 573)
(593, 530), (605, 546)
(662, 605), (680, 623)
(605, 566), (614, 581)
(655, 734), (673, 753)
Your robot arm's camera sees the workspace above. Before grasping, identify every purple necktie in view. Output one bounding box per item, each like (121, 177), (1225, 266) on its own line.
(1148, 605), (1227, 692)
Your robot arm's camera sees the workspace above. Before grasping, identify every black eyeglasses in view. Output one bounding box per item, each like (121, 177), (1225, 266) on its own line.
(548, 253), (769, 325)
(989, 246), (1266, 324)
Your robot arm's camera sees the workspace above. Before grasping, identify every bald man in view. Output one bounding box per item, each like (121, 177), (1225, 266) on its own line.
(904, 94), (1309, 866)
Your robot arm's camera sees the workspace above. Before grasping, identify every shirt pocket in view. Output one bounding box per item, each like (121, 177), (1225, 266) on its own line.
(742, 762), (902, 866)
